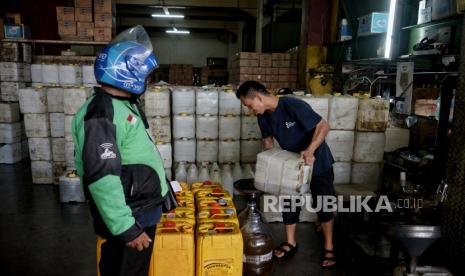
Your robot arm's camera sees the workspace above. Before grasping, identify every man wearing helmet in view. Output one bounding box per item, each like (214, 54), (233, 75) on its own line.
(72, 26), (168, 276)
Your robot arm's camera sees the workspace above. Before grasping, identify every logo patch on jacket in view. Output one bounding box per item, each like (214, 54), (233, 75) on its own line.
(285, 121), (296, 128)
(99, 143), (116, 159)
(127, 114), (138, 125)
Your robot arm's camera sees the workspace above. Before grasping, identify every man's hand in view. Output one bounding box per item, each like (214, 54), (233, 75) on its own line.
(263, 136), (274, 150)
(126, 232), (152, 251)
(301, 150), (315, 165)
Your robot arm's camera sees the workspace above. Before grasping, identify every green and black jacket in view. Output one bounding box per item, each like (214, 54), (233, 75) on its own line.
(72, 87), (168, 243)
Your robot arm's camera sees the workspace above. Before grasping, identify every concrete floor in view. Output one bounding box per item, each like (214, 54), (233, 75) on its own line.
(0, 160), (350, 276)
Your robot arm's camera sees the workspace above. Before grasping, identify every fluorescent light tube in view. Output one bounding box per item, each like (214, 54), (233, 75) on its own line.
(384, 0), (397, 59)
(152, 14), (184, 18)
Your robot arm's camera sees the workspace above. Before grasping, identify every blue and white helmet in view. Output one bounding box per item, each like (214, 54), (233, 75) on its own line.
(94, 25), (158, 94)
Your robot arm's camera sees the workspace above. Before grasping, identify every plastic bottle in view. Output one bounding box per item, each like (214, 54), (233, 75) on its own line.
(232, 162), (243, 195)
(198, 164), (210, 182)
(221, 164), (234, 197)
(210, 162), (221, 183)
(186, 164), (198, 187)
(175, 162), (187, 182)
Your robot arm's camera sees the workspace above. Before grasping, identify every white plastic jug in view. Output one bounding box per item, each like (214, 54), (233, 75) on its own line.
(186, 163), (199, 186)
(198, 164), (210, 182)
(210, 162), (221, 183)
(221, 164), (234, 197)
(242, 163), (255, 179)
(175, 162), (187, 182)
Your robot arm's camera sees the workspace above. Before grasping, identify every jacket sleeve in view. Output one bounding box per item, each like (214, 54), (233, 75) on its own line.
(83, 116), (143, 243)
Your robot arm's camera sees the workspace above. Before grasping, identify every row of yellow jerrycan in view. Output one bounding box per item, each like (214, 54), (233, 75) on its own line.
(97, 180), (243, 276)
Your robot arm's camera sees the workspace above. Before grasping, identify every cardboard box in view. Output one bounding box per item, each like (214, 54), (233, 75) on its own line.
(94, 13), (113, 28)
(289, 67), (298, 75)
(94, 27), (112, 41)
(290, 60), (299, 67)
(77, 22), (94, 37)
(238, 59), (259, 67)
(6, 13), (22, 24)
(418, 0), (432, 24)
(288, 75), (298, 82)
(278, 68), (290, 75)
(266, 75), (276, 82)
(272, 60), (291, 68)
(234, 52), (259, 60)
(432, 0), (457, 20)
(357, 12), (388, 36)
(238, 67), (253, 74)
(75, 0), (93, 7)
(56, 7), (75, 21)
(253, 67), (266, 75)
(94, 0), (113, 14)
(75, 7), (93, 22)
(278, 75), (289, 82)
(259, 54), (272, 67)
(58, 21), (76, 36)
(272, 53), (291, 60)
(265, 68), (279, 75)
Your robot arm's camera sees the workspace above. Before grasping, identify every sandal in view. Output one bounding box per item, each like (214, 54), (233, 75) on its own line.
(320, 249), (336, 268)
(273, 242), (298, 259)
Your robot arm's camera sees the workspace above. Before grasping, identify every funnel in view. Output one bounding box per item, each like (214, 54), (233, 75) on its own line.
(394, 225), (441, 275)
(234, 179), (266, 227)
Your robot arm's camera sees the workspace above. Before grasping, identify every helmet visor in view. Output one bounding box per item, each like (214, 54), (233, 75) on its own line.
(110, 25), (153, 55)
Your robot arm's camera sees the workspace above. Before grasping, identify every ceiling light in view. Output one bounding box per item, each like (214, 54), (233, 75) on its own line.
(166, 27), (190, 34)
(152, 14), (184, 18)
(384, 0), (397, 59)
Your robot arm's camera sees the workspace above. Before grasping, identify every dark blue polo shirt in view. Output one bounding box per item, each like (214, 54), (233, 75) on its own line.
(257, 96), (334, 176)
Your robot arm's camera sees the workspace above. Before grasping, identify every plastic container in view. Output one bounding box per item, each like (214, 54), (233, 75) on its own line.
(59, 171), (86, 202)
(0, 62), (31, 82)
(255, 149), (312, 195)
(197, 140), (218, 163)
(351, 162), (381, 191)
(219, 115), (241, 141)
(326, 130), (355, 162)
(221, 164), (235, 196)
(175, 162), (188, 182)
(24, 113), (50, 138)
(219, 89), (241, 115)
(0, 102), (20, 123)
(298, 95), (329, 121)
(49, 113), (65, 138)
(155, 142), (172, 169)
(232, 162), (243, 182)
(47, 87), (64, 113)
(333, 162), (351, 184)
(0, 122), (22, 143)
(151, 221), (195, 276)
(41, 64), (59, 84)
(196, 87), (218, 115)
(197, 207), (238, 223)
(210, 163), (221, 183)
(187, 163), (199, 186)
(1, 81), (26, 102)
(63, 88), (91, 115)
(52, 138), (65, 162)
(82, 65), (97, 85)
(174, 139), (196, 163)
(196, 115), (218, 140)
(196, 221), (243, 276)
(240, 116), (261, 140)
(28, 137), (52, 161)
(353, 132), (386, 163)
(196, 196), (235, 209)
(172, 86), (196, 115)
(64, 115), (74, 142)
(198, 164), (211, 182)
(144, 86), (170, 117)
(356, 98), (389, 132)
(160, 208), (196, 226)
(240, 139), (262, 163)
(0, 142), (22, 164)
(59, 64), (82, 85)
(328, 95), (359, 130)
(19, 87), (47, 114)
(218, 140), (240, 163)
(31, 64), (42, 83)
(173, 114), (195, 139)
(31, 160), (53, 184)
(241, 104), (254, 116)
(147, 117), (171, 143)
(65, 141), (75, 169)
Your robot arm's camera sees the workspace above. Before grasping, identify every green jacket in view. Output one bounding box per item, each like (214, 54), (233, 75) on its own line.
(72, 87), (168, 243)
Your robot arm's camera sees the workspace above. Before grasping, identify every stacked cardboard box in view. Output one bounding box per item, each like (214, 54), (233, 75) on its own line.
(169, 64), (193, 85)
(94, 0), (114, 42)
(56, 0), (113, 41)
(229, 52), (299, 91)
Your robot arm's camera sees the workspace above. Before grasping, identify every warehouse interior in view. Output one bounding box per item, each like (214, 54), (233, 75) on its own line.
(1, 0), (465, 275)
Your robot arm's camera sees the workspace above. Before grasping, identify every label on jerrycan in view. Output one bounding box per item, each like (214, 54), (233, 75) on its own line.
(203, 259), (234, 275)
